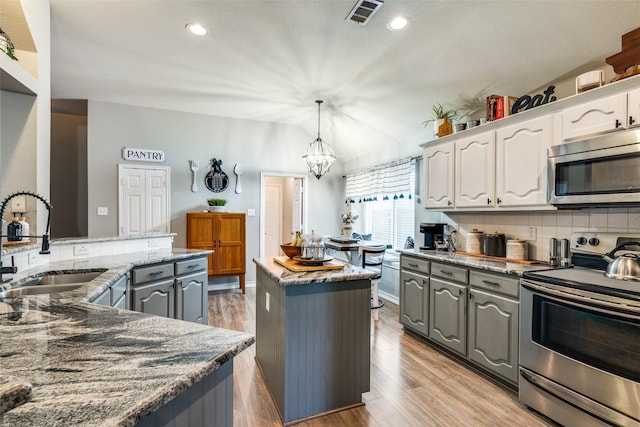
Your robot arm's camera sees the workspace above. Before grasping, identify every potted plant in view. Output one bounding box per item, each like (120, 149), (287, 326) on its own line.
(207, 198), (227, 212)
(423, 103), (458, 138)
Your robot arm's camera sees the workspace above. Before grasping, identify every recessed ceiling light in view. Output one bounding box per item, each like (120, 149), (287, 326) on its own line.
(387, 16), (409, 31)
(186, 23), (207, 36)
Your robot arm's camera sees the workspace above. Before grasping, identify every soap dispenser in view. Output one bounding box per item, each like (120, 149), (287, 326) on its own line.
(7, 216), (23, 241)
(18, 215), (29, 241)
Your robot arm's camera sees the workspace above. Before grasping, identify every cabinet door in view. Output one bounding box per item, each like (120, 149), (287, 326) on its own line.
(175, 271), (208, 325)
(455, 131), (495, 207)
(629, 88), (640, 129)
(93, 289), (111, 307)
(423, 142), (455, 209)
(468, 288), (519, 384)
(562, 92), (627, 140)
(496, 115), (551, 207)
(429, 278), (466, 355)
(187, 214), (216, 275)
(399, 270), (429, 336)
(110, 275), (128, 309)
(132, 278), (175, 318)
(212, 213), (246, 275)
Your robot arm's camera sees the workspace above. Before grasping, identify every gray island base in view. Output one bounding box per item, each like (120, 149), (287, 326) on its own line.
(253, 257), (376, 425)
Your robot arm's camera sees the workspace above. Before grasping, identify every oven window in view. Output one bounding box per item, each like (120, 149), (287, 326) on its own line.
(555, 153), (640, 196)
(532, 295), (640, 382)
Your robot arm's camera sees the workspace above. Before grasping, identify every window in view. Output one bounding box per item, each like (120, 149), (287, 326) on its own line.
(345, 157), (416, 250)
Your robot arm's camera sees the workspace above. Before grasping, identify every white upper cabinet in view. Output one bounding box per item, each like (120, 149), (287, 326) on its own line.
(455, 131), (495, 208)
(496, 115), (552, 207)
(628, 87), (640, 129)
(424, 142), (454, 209)
(562, 93), (627, 140)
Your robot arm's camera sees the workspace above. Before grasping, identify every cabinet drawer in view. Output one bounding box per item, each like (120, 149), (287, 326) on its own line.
(401, 256), (430, 275)
(175, 257), (208, 276)
(431, 261), (468, 284)
(469, 270), (519, 298)
(132, 263), (174, 285)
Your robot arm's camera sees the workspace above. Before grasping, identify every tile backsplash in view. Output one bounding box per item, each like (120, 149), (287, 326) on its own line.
(430, 208), (640, 261)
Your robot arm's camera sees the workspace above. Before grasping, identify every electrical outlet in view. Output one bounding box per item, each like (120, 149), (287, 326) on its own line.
(247, 208), (256, 217)
(97, 207), (108, 216)
(74, 245), (89, 256)
(265, 292), (270, 312)
(28, 251), (39, 265)
(11, 196), (27, 213)
(528, 227), (537, 241)
(148, 239), (158, 248)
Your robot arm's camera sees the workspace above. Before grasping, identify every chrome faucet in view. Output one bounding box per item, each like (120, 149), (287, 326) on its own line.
(0, 191), (53, 283)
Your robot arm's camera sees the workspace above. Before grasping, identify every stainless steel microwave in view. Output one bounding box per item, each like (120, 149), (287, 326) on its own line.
(548, 128), (640, 206)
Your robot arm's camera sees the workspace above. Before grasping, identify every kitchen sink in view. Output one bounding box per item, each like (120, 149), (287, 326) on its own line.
(0, 269), (107, 298)
(0, 283), (86, 298)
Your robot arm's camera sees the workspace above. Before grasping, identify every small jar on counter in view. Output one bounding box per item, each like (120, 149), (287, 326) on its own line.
(466, 229), (484, 254)
(506, 239), (528, 260)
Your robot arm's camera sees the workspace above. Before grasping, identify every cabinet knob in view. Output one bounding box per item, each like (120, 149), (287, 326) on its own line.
(487, 198), (491, 205)
(447, 200), (452, 206)
(497, 198), (502, 204)
(631, 116), (636, 126)
(615, 119), (622, 128)
(458, 289), (464, 296)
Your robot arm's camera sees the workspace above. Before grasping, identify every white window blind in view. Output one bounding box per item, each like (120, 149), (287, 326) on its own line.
(345, 157), (415, 201)
(345, 157), (417, 250)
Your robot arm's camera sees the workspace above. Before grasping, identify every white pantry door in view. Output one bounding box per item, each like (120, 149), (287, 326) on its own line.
(119, 165), (170, 236)
(264, 182), (283, 258)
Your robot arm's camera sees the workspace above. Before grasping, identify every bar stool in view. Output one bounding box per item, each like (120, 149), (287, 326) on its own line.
(360, 245), (386, 321)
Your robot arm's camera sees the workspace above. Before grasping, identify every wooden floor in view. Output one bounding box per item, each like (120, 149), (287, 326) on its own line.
(207, 288), (555, 427)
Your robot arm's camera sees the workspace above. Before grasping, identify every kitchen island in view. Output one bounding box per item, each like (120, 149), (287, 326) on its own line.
(0, 249), (254, 427)
(253, 257), (376, 425)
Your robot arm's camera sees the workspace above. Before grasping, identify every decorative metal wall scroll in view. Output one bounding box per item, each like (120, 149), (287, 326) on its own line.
(204, 158), (229, 193)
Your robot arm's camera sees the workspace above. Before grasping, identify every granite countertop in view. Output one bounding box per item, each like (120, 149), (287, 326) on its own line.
(0, 248), (255, 426)
(398, 249), (555, 276)
(253, 257), (376, 286)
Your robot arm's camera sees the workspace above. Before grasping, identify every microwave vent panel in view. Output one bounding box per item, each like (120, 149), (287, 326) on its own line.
(346, 0), (384, 26)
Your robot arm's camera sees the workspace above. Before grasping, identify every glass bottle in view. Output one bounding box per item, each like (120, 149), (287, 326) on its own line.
(7, 216), (23, 241)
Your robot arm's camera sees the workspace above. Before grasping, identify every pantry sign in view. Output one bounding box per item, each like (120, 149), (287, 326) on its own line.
(122, 147), (165, 163)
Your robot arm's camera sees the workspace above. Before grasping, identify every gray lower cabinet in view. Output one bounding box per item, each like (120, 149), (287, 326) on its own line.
(93, 274), (129, 309)
(176, 270), (208, 324)
(468, 270), (519, 383)
(399, 255), (430, 335)
(132, 277), (176, 318)
(399, 254), (520, 386)
(429, 277), (467, 355)
(400, 270), (429, 335)
(131, 255), (208, 324)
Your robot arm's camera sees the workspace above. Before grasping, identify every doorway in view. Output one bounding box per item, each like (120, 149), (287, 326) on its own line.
(260, 172), (307, 258)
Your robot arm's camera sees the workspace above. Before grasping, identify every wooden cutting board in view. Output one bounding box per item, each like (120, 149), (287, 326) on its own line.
(273, 256), (345, 272)
(454, 251), (547, 265)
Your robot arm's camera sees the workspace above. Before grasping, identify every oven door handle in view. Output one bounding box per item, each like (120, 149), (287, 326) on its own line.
(519, 367), (640, 426)
(522, 280), (640, 319)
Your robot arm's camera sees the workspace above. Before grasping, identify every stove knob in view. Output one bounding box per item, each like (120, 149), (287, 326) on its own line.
(576, 237), (587, 245)
(588, 237), (600, 246)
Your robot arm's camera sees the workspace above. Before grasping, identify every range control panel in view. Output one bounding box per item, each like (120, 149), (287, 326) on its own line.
(571, 232), (640, 255)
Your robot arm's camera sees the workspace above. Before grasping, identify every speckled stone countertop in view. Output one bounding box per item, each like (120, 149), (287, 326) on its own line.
(1, 233), (177, 256)
(398, 249), (555, 276)
(0, 248), (255, 426)
(253, 257), (376, 286)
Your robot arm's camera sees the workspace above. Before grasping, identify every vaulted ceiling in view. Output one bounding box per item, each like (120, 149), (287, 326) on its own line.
(49, 0), (640, 161)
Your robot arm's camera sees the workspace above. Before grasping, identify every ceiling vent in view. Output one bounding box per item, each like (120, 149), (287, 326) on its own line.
(346, 0), (384, 26)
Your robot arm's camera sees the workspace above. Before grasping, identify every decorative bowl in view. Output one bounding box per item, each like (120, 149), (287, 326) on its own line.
(280, 244), (302, 258)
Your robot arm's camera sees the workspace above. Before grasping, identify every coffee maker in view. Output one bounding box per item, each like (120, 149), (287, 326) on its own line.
(419, 223), (447, 250)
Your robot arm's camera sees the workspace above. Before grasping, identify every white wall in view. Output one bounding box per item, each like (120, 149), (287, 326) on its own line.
(86, 101), (343, 282)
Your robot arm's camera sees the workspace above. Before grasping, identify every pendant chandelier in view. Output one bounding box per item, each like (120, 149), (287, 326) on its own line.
(303, 100), (336, 180)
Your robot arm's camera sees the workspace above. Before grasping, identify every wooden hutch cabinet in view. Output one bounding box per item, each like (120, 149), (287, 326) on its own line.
(186, 212), (246, 294)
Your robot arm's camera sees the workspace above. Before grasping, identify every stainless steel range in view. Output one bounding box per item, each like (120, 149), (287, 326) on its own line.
(520, 232), (640, 427)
